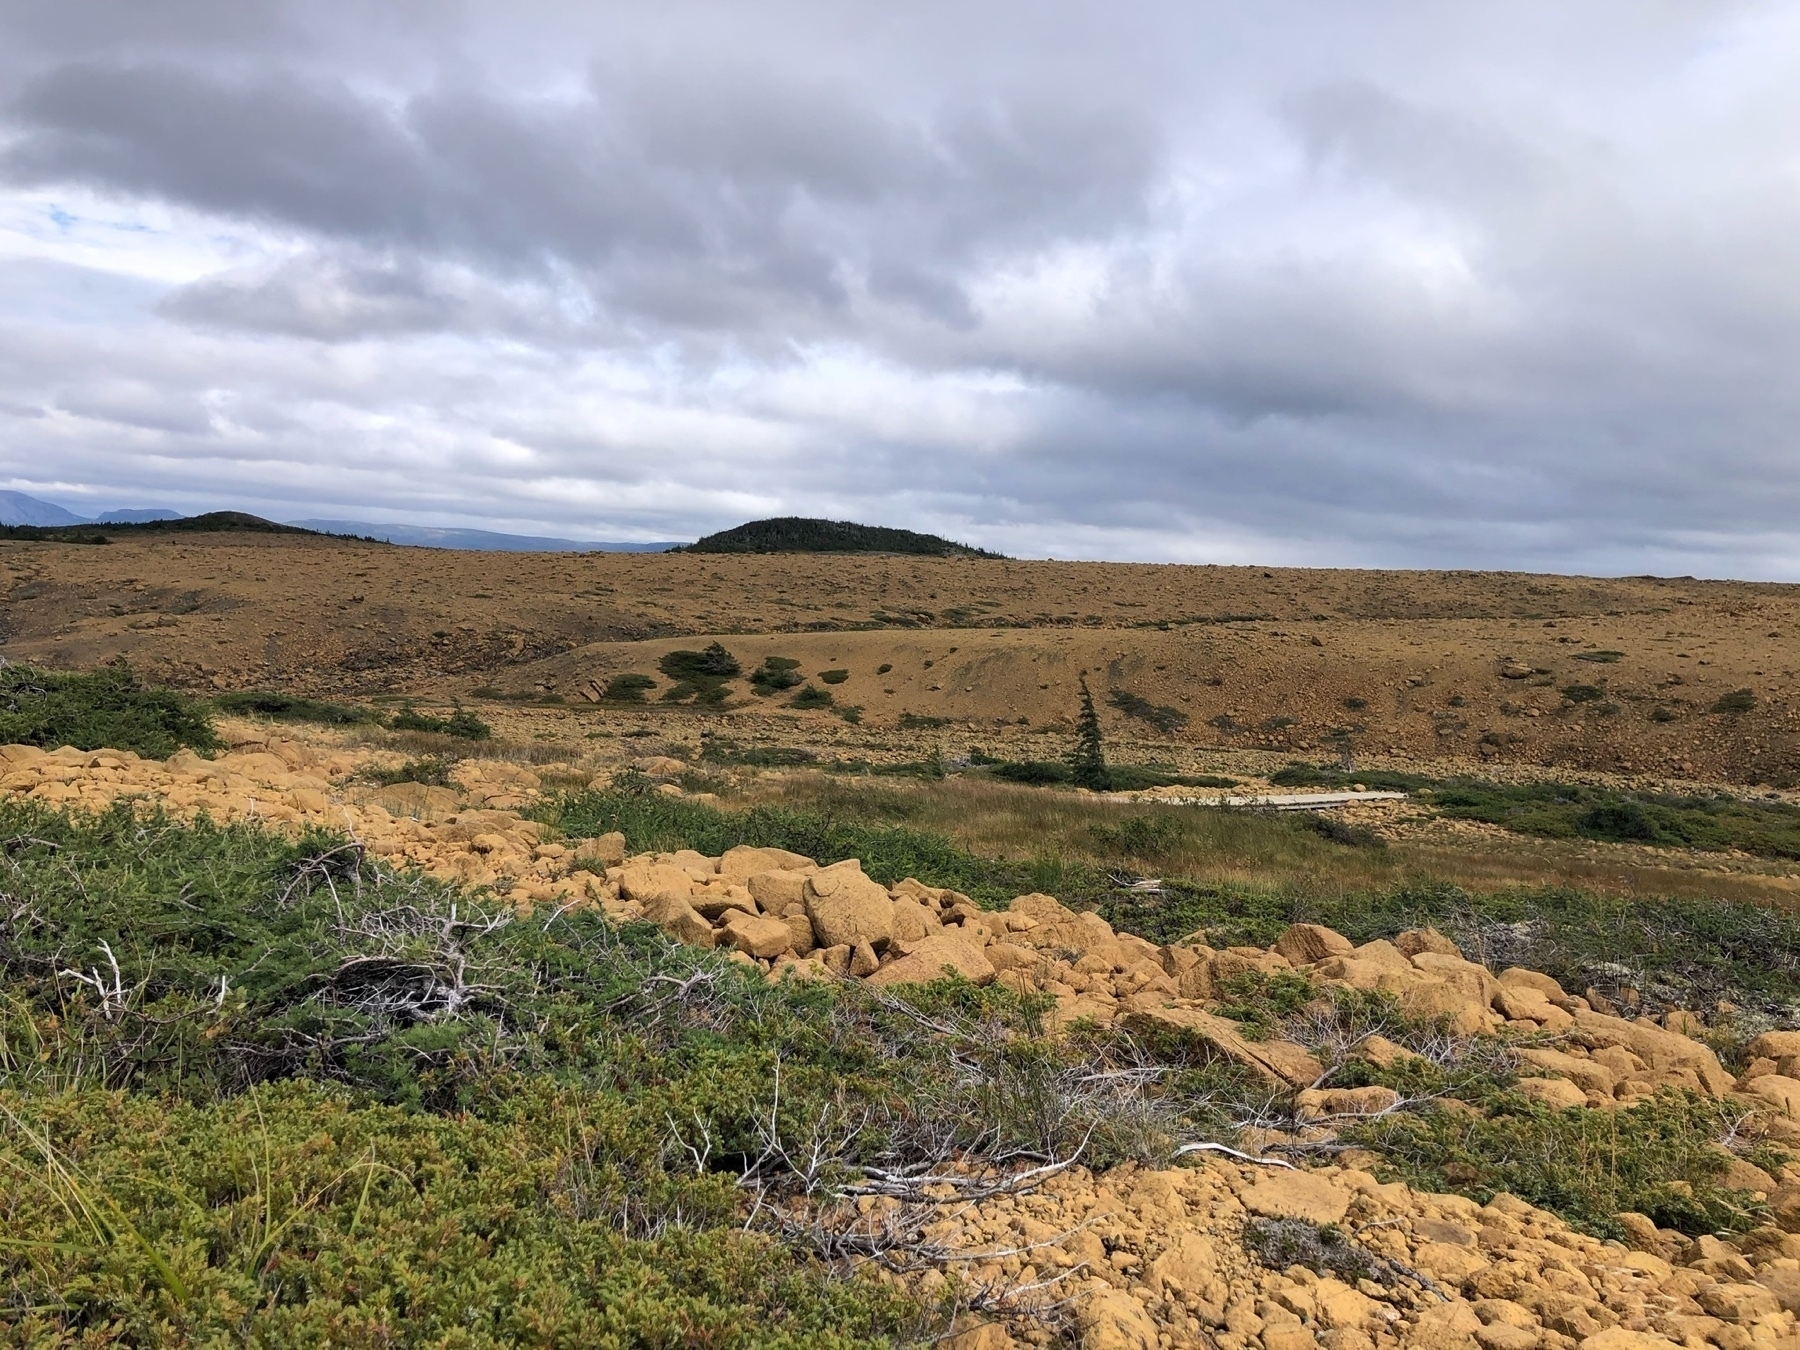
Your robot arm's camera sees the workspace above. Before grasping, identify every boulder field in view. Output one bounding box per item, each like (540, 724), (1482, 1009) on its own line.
(11, 732), (1800, 1350)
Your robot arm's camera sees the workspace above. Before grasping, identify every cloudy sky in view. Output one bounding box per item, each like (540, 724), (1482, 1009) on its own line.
(2, 1), (1797, 573)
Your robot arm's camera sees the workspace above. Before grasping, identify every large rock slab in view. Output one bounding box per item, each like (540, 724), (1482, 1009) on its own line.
(866, 934), (996, 987)
(1124, 1005), (1322, 1087)
(803, 862), (895, 949)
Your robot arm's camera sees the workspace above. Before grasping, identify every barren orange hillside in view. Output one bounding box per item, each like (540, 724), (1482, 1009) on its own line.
(5, 530), (1800, 783)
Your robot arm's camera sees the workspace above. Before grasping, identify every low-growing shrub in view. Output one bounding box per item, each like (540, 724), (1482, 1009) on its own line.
(214, 690), (377, 725)
(1268, 763), (1433, 792)
(365, 755), (459, 787)
(1561, 684), (1604, 704)
(789, 685), (834, 710)
(601, 672), (657, 702)
(1243, 1219), (1391, 1285)
(749, 656), (803, 696)
(659, 643), (741, 704)
(387, 704), (492, 739)
(1292, 812), (1386, 850)
(1356, 1090), (1773, 1239)
(1089, 813), (1183, 859)
(0, 661), (217, 758)
(818, 669), (850, 685)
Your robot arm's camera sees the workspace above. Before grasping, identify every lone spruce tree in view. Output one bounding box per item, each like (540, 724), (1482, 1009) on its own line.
(1070, 674), (1110, 790)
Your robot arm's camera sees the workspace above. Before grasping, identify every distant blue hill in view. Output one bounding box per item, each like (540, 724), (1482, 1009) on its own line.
(0, 490), (86, 527)
(288, 519), (683, 553)
(0, 493), (681, 551)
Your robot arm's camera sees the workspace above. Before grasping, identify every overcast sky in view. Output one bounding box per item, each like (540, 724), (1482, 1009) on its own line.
(2, 1), (1797, 573)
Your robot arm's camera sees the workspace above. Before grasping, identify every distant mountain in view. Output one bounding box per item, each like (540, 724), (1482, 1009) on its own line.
(0, 490), (87, 527)
(682, 516), (1003, 558)
(95, 508), (183, 524)
(289, 519), (684, 553)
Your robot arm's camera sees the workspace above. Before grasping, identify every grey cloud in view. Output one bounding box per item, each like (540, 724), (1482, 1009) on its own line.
(0, 1), (1796, 576)
(158, 252), (464, 339)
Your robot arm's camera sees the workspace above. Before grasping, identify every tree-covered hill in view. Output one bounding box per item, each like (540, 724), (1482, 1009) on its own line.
(681, 516), (1003, 557)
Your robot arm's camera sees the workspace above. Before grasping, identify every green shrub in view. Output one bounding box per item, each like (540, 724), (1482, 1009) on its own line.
(387, 704), (492, 739)
(1574, 650), (1624, 663)
(991, 760), (1073, 785)
(749, 656), (802, 696)
(214, 690), (377, 725)
(601, 672), (656, 702)
(659, 643), (741, 705)
(1713, 688), (1756, 714)
(1561, 684), (1604, 703)
(819, 669), (850, 685)
(1355, 1091), (1769, 1239)
(1088, 813), (1183, 859)
(789, 685), (834, 710)
(898, 711), (949, 728)
(1268, 763), (1433, 792)
(0, 662), (217, 758)
(1292, 812), (1386, 849)
(365, 755), (458, 787)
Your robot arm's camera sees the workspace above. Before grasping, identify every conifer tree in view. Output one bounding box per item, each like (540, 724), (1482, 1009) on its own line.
(1070, 674), (1109, 790)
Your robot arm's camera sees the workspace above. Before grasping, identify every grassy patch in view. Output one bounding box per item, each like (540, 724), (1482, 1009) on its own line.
(1429, 780), (1800, 857)
(0, 662), (217, 758)
(819, 669), (850, 685)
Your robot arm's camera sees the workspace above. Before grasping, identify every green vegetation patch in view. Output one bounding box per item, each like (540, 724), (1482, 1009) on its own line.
(214, 690), (379, 725)
(818, 668), (850, 685)
(1267, 763), (1435, 792)
(1713, 688), (1757, 714)
(1355, 1091), (1772, 1240)
(748, 655), (802, 696)
(387, 704), (492, 739)
(0, 662), (217, 758)
(789, 684), (834, 710)
(364, 755), (459, 787)
(600, 672), (657, 702)
(1574, 650), (1625, 663)
(1272, 762), (1800, 861)
(659, 642), (741, 704)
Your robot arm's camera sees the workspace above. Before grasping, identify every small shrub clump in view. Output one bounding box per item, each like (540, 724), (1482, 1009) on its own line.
(818, 668), (850, 685)
(0, 661), (217, 759)
(749, 655), (803, 696)
(387, 704), (492, 739)
(214, 690), (378, 725)
(789, 684), (834, 710)
(659, 643), (741, 704)
(601, 672), (657, 702)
